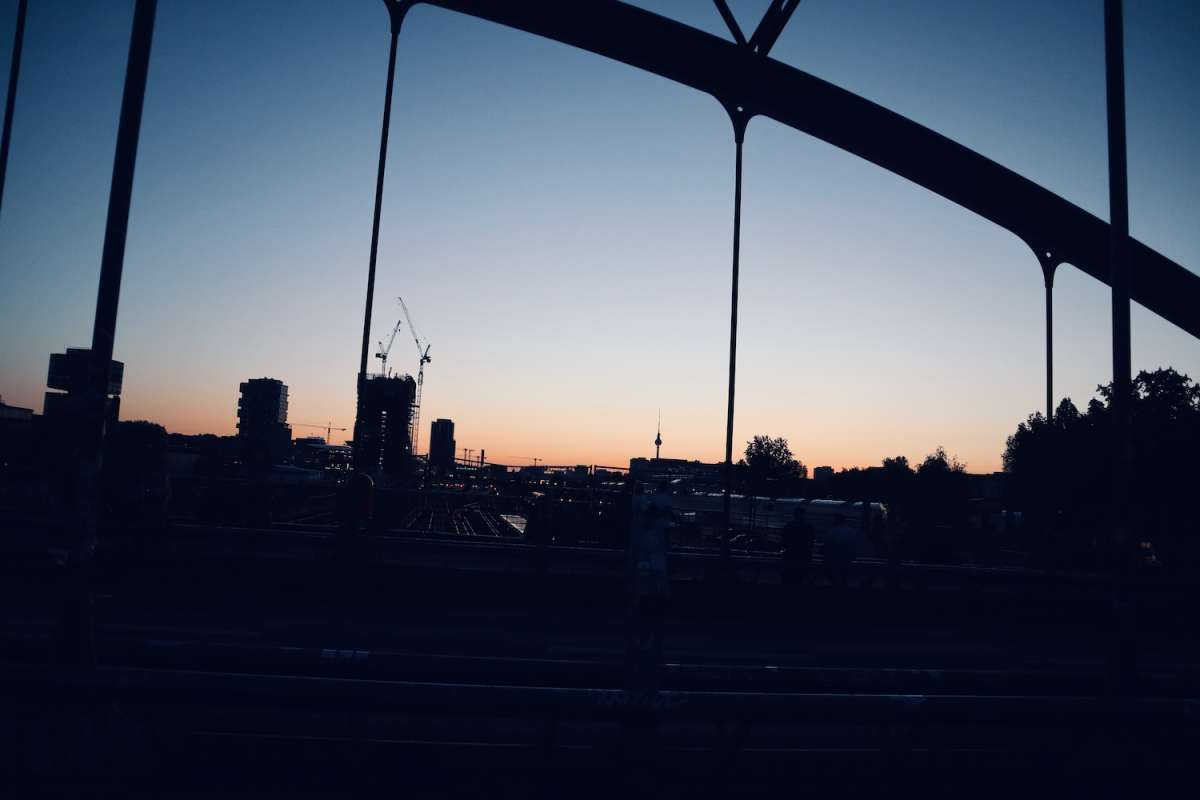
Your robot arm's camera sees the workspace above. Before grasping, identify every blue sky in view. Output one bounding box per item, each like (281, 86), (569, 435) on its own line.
(0, 0), (1197, 471)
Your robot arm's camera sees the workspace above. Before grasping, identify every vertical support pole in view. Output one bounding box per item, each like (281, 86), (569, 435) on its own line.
(721, 110), (747, 568)
(1104, 0), (1136, 692)
(1045, 284), (1053, 420)
(90, 0), (157, 406)
(0, 0), (28, 219)
(1041, 261), (1056, 421)
(353, 3), (404, 473)
(1105, 0), (1132, 521)
(65, 0), (157, 665)
(1105, 0), (1132, 554)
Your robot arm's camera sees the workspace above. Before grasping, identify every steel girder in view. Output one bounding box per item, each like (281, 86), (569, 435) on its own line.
(398, 0), (1198, 338)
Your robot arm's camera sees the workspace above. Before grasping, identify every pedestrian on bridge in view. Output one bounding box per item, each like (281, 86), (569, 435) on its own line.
(824, 513), (854, 588)
(781, 506), (814, 585)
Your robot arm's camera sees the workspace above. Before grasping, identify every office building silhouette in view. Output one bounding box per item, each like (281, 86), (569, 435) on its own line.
(429, 418), (456, 473)
(237, 378), (291, 466)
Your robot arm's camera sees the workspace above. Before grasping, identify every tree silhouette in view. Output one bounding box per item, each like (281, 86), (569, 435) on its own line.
(879, 456), (916, 505)
(902, 447), (969, 562)
(735, 435), (807, 531)
(917, 447), (965, 476)
(826, 456), (914, 507)
(1004, 367), (1200, 572)
(741, 435), (806, 490)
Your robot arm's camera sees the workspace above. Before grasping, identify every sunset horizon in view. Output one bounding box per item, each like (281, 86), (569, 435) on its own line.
(3, 1), (1198, 791)
(3, 1), (1198, 479)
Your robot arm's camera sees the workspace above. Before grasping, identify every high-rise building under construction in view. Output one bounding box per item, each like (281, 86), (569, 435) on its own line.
(357, 374), (416, 476)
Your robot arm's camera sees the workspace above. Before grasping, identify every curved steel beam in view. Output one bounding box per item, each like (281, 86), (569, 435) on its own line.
(410, 0), (1199, 338)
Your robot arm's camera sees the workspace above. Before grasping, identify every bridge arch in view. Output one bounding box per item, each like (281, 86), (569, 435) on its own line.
(385, 0), (1197, 339)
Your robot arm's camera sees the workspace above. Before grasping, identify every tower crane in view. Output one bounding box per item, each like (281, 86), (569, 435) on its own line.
(374, 318), (403, 377)
(294, 422), (348, 444)
(398, 296), (431, 456)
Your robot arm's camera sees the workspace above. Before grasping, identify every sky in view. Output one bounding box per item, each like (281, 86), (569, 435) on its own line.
(0, 0), (1197, 472)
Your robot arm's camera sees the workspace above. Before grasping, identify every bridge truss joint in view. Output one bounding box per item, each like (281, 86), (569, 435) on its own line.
(383, 0), (413, 35)
(721, 101), (752, 144)
(1026, 241), (1060, 289)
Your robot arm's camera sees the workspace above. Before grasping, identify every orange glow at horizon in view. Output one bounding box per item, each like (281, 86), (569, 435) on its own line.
(119, 386), (1003, 474)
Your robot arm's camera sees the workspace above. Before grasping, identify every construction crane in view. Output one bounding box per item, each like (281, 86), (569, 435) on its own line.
(294, 422), (348, 444)
(502, 456), (542, 466)
(375, 318), (403, 377)
(398, 296), (432, 456)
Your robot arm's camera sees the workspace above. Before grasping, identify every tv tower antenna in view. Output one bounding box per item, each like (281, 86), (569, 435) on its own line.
(655, 409), (662, 460)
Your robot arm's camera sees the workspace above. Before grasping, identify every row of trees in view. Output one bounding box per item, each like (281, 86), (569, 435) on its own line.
(735, 435), (974, 561)
(1004, 367), (1199, 511)
(736, 435), (969, 514)
(734, 367), (1200, 570)
(1003, 367), (1200, 570)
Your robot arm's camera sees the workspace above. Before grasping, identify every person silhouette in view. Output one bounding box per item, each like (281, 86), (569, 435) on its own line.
(781, 506), (815, 585)
(824, 512), (854, 588)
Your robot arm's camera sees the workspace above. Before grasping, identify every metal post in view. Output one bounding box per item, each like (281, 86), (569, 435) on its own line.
(0, 0), (28, 219)
(1045, 285), (1053, 419)
(353, 2), (406, 473)
(1104, 0), (1136, 692)
(721, 112), (747, 566)
(1105, 0), (1132, 549)
(1042, 263), (1056, 421)
(90, 0), (157, 396)
(66, 0), (157, 665)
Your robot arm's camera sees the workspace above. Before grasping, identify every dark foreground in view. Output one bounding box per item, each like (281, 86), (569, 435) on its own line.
(3, 523), (1198, 796)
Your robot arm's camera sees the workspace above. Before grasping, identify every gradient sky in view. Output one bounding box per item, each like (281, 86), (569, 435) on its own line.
(1, 0), (1197, 471)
